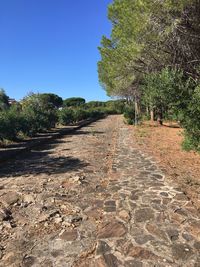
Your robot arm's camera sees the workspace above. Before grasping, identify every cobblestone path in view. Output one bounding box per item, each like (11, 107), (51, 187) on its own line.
(0, 116), (200, 267)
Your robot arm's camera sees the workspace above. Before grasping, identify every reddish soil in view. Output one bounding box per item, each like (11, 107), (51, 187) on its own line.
(133, 122), (200, 210)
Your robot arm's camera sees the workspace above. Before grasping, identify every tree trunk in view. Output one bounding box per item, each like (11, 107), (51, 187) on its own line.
(146, 106), (149, 117)
(157, 109), (163, 125)
(150, 109), (154, 121)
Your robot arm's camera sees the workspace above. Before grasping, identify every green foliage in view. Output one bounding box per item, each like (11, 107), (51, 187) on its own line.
(63, 97), (86, 107)
(123, 105), (135, 125)
(181, 85), (200, 151)
(85, 101), (106, 108)
(0, 108), (21, 140)
(105, 100), (125, 114)
(39, 93), (63, 108)
(58, 108), (75, 125)
(58, 107), (105, 126)
(0, 89), (9, 111)
(21, 93), (58, 134)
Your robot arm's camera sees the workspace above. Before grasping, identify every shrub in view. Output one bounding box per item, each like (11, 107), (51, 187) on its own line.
(181, 85), (200, 152)
(21, 93), (58, 134)
(0, 108), (23, 140)
(73, 108), (89, 122)
(123, 105), (135, 125)
(58, 108), (75, 125)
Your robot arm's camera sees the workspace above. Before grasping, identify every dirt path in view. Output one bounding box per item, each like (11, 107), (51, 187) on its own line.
(0, 116), (200, 267)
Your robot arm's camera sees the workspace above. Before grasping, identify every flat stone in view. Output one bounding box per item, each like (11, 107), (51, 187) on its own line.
(134, 208), (154, 223)
(40, 259), (53, 267)
(51, 250), (63, 258)
(103, 254), (119, 267)
(125, 260), (143, 267)
(98, 220), (127, 238)
(194, 242), (200, 251)
(0, 191), (20, 206)
(22, 256), (36, 267)
(152, 174), (163, 180)
(134, 235), (154, 245)
(104, 200), (116, 206)
(96, 241), (111, 255)
(182, 232), (194, 241)
(95, 254), (120, 267)
(127, 245), (160, 260)
(172, 243), (193, 261)
(23, 194), (35, 204)
(160, 192), (169, 197)
(146, 223), (168, 241)
(174, 193), (188, 201)
(166, 229), (179, 241)
(104, 206), (116, 212)
(118, 210), (130, 222)
(60, 230), (78, 241)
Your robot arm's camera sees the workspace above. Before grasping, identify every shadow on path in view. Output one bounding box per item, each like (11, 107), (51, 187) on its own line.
(0, 138), (88, 178)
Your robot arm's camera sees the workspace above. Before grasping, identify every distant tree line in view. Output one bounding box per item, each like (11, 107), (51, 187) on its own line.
(98, 0), (200, 151)
(0, 89), (125, 142)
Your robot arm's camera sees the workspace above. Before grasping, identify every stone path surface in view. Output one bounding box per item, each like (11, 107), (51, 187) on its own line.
(0, 115), (200, 267)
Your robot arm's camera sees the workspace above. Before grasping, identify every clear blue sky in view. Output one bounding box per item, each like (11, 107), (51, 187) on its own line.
(0, 0), (112, 101)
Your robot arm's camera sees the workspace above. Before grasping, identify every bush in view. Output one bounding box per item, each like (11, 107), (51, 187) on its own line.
(181, 85), (200, 152)
(0, 108), (24, 140)
(73, 108), (89, 122)
(58, 108), (75, 125)
(21, 93), (58, 134)
(123, 105), (135, 125)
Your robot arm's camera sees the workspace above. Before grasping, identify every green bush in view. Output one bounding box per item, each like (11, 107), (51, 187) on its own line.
(58, 108), (75, 125)
(181, 85), (200, 152)
(21, 93), (58, 134)
(73, 108), (89, 122)
(123, 105), (135, 125)
(0, 108), (23, 140)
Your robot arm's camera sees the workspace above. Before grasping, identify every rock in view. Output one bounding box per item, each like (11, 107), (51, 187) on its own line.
(54, 217), (62, 224)
(182, 232), (194, 241)
(104, 206), (116, 212)
(127, 245), (160, 260)
(0, 191), (20, 206)
(94, 254), (120, 267)
(98, 220), (127, 238)
(0, 246), (3, 259)
(134, 208), (154, 223)
(118, 210), (130, 222)
(125, 260), (143, 267)
(166, 229), (179, 241)
(96, 241), (111, 255)
(134, 234), (154, 245)
(3, 221), (12, 229)
(172, 243), (193, 261)
(63, 215), (82, 225)
(38, 214), (49, 223)
(23, 194), (34, 204)
(60, 230), (78, 241)
(22, 255), (36, 267)
(194, 242), (200, 251)
(0, 207), (12, 221)
(146, 223), (168, 241)
(104, 200), (116, 206)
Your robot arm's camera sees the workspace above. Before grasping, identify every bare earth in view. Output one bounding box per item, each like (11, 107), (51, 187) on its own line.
(0, 115), (200, 267)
